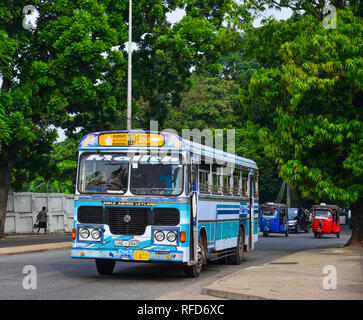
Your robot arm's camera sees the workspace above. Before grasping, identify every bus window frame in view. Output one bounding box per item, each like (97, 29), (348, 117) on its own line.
(77, 152), (130, 195)
(77, 151), (185, 197)
(130, 161), (184, 197)
(199, 163), (212, 194)
(198, 156), (252, 199)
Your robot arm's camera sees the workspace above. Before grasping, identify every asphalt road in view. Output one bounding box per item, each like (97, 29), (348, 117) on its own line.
(0, 226), (351, 300)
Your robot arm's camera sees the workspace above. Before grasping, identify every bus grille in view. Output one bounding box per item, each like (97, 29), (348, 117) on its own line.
(107, 207), (149, 235)
(153, 208), (180, 226)
(77, 206), (181, 235)
(77, 206), (104, 224)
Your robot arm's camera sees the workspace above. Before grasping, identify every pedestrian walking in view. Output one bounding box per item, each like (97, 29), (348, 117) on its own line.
(37, 207), (48, 235)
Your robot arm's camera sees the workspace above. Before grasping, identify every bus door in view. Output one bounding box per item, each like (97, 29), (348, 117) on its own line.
(189, 157), (199, 264)
(248, 169), (254, 250)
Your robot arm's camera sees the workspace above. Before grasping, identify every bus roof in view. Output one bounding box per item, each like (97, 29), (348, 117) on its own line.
(79, 130), (258, 170)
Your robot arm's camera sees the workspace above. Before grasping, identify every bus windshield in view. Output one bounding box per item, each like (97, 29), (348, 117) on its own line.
(78, 153), (129, 194)
(261, 207), (278, 217)
(78, 152), (183, 195)
(131, 163), (183, 195)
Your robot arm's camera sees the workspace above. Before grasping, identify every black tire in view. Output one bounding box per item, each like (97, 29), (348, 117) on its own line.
(263, 231), (269, 237)
(336, 232), (340, 238)
(95, 259), (116, 275)
(314, 233), (318, 238)
(229, 228), (244, 265)
(295, 225), (300, 234)
(285, 230), (289, 237)
(184, 236), (205, 278)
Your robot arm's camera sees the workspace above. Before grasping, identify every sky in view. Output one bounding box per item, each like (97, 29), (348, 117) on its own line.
(166, 6), (293, 26)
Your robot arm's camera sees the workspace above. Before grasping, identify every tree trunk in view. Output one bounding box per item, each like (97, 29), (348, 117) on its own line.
(346, 197), (363, 247)
(0, 148), (16, 239)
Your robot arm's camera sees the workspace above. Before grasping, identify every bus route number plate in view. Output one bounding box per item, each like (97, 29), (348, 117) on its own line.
(114, 240), (139, 247)
(133, 250), (149, 261)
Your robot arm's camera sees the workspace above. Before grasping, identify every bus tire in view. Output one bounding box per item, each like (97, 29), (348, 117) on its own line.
(229, 227), (244, 265)
(95, 259), (116, 275)
(184, 236), (205, 278)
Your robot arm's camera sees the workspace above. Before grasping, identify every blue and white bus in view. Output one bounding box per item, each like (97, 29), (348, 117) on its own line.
(71, 131), (259, 277)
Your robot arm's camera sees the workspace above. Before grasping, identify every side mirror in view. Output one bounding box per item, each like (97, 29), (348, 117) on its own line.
(71, 176), (76, 193)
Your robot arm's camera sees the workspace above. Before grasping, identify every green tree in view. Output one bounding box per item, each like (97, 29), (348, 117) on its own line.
(0, 0), (239, 237)
(18, 138), (78, 194)
(245, 10), (362, 245)
(165, 75), (241, 131)
(0, 0), (125, 237)
(164, 73), (283, 203)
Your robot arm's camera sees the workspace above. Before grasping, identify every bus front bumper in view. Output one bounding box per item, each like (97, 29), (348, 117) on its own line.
(71, 248), (184, 262)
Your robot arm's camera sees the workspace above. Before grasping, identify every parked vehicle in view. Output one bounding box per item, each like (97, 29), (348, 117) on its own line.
(288, 208), (310, 233)
(311, 204), (342, 238)
(259, 203), (289, 237)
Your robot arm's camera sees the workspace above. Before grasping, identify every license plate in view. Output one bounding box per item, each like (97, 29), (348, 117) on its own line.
(114, 239), (139, 247)
(134, 250), (149, 261)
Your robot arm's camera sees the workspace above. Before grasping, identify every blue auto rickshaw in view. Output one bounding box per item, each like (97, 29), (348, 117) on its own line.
(259, 203), (289, 237)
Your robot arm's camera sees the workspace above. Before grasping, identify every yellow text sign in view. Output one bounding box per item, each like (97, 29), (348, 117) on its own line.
(98, 133), (164, 147)
(133, 250), (149, 261)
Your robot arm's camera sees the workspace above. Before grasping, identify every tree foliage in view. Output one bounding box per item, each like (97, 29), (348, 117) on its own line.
(165, 74), (240, 131)
(241, 9), (362, 243)
(0, 0), (237, 237)
(247, 11), (363, 203)
(18, 138), (78, 194)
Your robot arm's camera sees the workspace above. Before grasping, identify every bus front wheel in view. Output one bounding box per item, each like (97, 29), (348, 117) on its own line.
(95, 259), (116, 275)
(184, 237), (205, 278)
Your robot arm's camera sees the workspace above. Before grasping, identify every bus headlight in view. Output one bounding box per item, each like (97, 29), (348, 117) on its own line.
(91, 228), (102, 240)
(154, 231), (165, 242)
(80, 228), (90, 239)
(166, 231), (177, 242)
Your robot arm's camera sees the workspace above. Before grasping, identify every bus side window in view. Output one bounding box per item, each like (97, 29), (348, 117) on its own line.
(199, 163), (211, 194)
(222, 167), (232, 195)
(232, 168), (241, 196)
(185, 165), (190, 196)
(241, 170), (248, 197)
(212, 163), (222, 195)
(253, 173), (259, 199)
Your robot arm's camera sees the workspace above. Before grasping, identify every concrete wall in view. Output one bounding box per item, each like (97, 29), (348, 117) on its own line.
(5, 192), (74, 234)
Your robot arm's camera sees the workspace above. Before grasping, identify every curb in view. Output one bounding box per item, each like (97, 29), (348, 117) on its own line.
(0, 242), (72, 256)
(201, 287), (270, 300)
(201, 266), (273, 300)
(1, 233), (71, 240)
